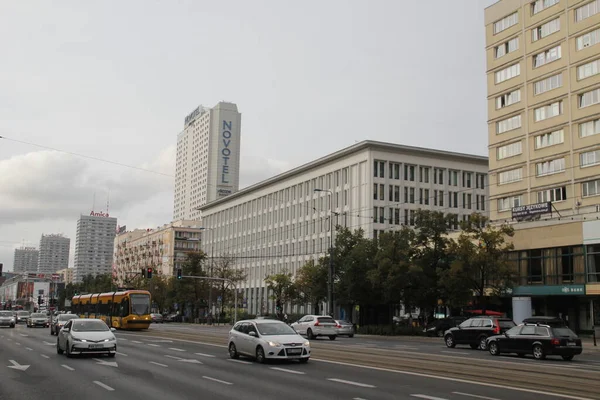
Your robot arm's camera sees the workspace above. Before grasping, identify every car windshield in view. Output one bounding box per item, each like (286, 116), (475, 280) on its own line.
(59, 315), (79, 322)
(71, 320), (109, 332)
(31, 313), (46, 318)
(17, 311), (29, 316)
(256, 322), (298, 336)
(130, 294), (150, 316)
(0, 311), (12, 317)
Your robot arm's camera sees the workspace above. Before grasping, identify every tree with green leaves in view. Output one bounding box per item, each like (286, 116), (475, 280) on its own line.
(212, 254), (246, 315)
(443, 213), (515, 310)
(294, 260), (327, 314)
(264, 271), (297, 318)
(171, 251), (209, 319)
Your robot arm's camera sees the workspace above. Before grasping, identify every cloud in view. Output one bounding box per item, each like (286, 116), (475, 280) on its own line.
(239, 155), (291, 189)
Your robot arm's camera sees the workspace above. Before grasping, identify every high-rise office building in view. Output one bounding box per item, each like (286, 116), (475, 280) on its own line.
(484, 0), (600, 331)
(173, 102), (242, 221)
(73, 212), (117, 283)
(13, 247), (39, 274)
(37, 234), (70, 274)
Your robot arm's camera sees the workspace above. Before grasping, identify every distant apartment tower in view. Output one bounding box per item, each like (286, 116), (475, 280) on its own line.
(37, 234), (70, 274)
(13, 247), (39, 274)
(73, 212), (117, 283)
(55, 268), (74, 285)
(173, 102), (242, 221)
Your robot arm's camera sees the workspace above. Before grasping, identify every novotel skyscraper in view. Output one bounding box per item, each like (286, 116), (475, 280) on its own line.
(173, 102), (241, 221)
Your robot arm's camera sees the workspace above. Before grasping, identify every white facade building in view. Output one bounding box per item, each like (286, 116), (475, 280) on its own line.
(199, 141), (489, 316)
(38, 234), (70, 274)
(13, 247), (39, 274)
(73, 212), (117, 283)
(173, 102), (242, 221)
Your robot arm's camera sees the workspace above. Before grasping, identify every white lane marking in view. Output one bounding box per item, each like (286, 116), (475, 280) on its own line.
(25, 347), (33, 351)
(195, 352), (216, 358)
(353, 398), (368, 400)
(270, 367), (305, 375)
(441, 351), (469, 355)
(165, 355), (182, 360)
(147, 344), (160, 347)
(43, 341), (54, 346)
(149, 361), (168, 367)
(119, 338), (127, 341)
(411, 395), (447, 400)
(93, 381), (115, 391)
(453, 392), (500, 400)
(131, 340), (142, 343)
(15, 342), (20, 346)
(169, 347), (186, 352)
(19, 334), (28, 337)
(313, 359), (595, 400)
(327, 378), (375, 388)
(202, 376), (233, 385)
(61, 365), (75, 371)
(116, 352), (128, 356)
(227, 359), (252, 365)
(41, 354), (50, 359)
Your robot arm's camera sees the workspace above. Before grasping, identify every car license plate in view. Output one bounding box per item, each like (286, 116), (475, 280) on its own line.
(287, 348), (302, 355)
(89, 344), (104, 349)
(567, 342), (577, 346)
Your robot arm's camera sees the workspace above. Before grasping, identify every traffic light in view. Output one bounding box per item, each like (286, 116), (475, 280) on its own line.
(176, 269), (182, 279)
(0, 262), (3, 277)
(38, 296), (43, 305)
(147, 267), (153, 279)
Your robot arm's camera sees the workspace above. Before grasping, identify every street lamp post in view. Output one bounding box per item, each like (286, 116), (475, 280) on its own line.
(315, 188), (335, 318)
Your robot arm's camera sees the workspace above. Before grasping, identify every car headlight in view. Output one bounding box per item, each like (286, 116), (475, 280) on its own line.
(304, 341), (310, 347)
(10, 318), (15, 323)
(72, 338), (86, 342)
(267, 341), (282, 347)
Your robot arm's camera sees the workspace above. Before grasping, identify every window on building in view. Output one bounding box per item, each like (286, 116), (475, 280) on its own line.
(577, 59), (600, 80)
(576, 0), (600, 22)
(497, 141), (523, 160)
(439, 190), (444, 207)
(581, 149), (600, 167)
(449, 170), (459, 186)
(409, 187), (415, 204)
(532, 18), (560, 42)
(495, 37), (519, 58)
(462, 172), (472, 188)
(496, 89), (521, 109)
(495, 63), (521, 84)
(404, 165), (415, 181)
(576, 28), (600, 50)
(587, 244), (600, 282)
(580, 118), (600, 137)
(533, 73), (562, 95)
(419, 167), (430, 183)
(534, 101), (562, 122)
(535, 129), (564, 149)
(579, 88), (600, 108)
(494, 12), (518, 34)
(536, 158), (565, 176)
(533, 45), (561, 68)
(388, 162), (400, 179)
(497, 115), (522, 134)
(498, 168), (523, 184)
(537, 186), (567, 203)
(434, 168), (444, 184)
(498, 195), (522, 212)
(532, 0), (559, 15)
(583, 178), (600, 197)
(477, 174), (486, 189)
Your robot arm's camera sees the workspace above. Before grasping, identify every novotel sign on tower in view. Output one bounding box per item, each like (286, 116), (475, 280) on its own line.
(216, 114), (239, 198)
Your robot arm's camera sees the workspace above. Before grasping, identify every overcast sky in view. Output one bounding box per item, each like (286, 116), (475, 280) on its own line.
(0, 0), (497, 271)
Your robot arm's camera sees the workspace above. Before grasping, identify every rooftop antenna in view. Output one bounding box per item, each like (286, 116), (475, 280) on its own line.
(92, 192), (96, 212)
(106, 190), (110, 215)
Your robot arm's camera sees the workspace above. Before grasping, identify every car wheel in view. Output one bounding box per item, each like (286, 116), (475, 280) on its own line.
(299, 358), (309, 364)
(10, 324), (14, 328)
(445, 334), (455, 348)
(348, 334), (354, 338)
(65, 341), (73, 358)
(532, 344), (545, 360)
(307, 329), (315, 340)
(255, 346), (266, 364)
(56, 340), (63, 355)
(229, 343), (239, 359)
(562, 355), (574, 361)
(478, 335), (488, 350)
(329, 335), (336, 341)
(488, 342), (500, 356)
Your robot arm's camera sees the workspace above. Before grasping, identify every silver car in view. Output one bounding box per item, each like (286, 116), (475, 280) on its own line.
(290, 315), (338, 340)
(335, 320), (355, 337)
(51, 314), (79, 335)
(0, 311), (16, 328)
(57, 318), (117, 358)
(228, 319), (310, 363)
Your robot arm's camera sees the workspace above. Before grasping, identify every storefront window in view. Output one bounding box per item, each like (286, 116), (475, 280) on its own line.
(587, 245), (600, 283)
(512, 246), (585, 285)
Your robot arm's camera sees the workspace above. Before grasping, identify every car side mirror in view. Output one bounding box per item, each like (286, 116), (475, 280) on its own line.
(249, 331), (257, 337)
(110, 327), (116, 332)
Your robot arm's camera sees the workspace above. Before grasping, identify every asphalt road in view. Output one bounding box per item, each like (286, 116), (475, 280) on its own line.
(1, 323), (599, 400)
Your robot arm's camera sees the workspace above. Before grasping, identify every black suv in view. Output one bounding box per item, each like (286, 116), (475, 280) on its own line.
(444, 316), (516, 350)
(486, 323), (582, 360)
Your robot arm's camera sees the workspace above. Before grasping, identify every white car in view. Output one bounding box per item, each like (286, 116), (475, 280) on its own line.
(228, 319), (310, 363)
(290, 315), (338, 340)
(57, 318), (117, 358)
